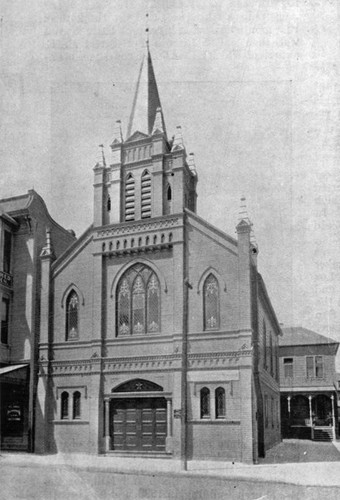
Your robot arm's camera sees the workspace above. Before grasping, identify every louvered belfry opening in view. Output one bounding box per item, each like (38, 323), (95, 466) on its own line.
(125, 174), (135, 221)
(141, 170), (151, 219)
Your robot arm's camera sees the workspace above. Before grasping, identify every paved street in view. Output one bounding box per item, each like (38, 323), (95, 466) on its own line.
(1, 461), (340, 500)
(2, 440), (340, 500)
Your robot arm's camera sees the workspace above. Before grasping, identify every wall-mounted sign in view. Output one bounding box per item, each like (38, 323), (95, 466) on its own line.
(6, 404), (21, 422)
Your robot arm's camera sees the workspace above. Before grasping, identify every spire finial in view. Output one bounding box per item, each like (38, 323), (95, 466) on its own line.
(145, 13), (149, 49)
(98, 144), (106, 167)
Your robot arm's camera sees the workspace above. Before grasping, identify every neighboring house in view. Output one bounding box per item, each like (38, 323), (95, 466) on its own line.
(279, 326), (339, 441)
(0, 191), (76, 451)
(34, 45), (282, 463)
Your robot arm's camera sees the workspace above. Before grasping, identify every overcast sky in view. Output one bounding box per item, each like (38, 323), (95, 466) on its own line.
(1, 0), (339, 343)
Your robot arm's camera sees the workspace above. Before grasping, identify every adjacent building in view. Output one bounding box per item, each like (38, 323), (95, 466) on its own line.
(34, 46), (282, 463)
(279, 326), (339, 441)
(0, 191), (75, 451)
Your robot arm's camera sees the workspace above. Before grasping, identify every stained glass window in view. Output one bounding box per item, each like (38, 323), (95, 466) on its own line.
(61, 392), (69, 419)
(132, 276), (145, 333)
(118, 279), (130, 335)
(200, 387), (210, 418)
(147, 274), (160, 332)
(203, 274), (219, 330)
(73, 391), (81, 419)
(116, 264), (160, 336)
(66, 291), (79, 340)
(215, 387), (225, 418)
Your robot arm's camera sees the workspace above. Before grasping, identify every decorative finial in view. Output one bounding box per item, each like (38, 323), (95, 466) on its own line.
(239, 196), (250, 222)
(188, 153), (197, 176)
(146, 13), (149, 48)
(99, 144), (106, 167)
(171, 125), (185, 152)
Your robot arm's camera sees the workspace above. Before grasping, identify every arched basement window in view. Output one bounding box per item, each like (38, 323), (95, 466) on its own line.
(141, 170), (152, 219)
(61, 392), (69, 419)
(125, 174), (135, 221)
(73, 391), (81, 419)
(203, 274), (219, 330)
(200, 387), (210, 418)
(215, 387), (225, 418)
(66, 291), (79, 340)
(116, 264), (160, 336)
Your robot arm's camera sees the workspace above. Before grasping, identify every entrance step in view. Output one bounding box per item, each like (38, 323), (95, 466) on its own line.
(105, 451), (171, 459)
(313, 427), (333, 441)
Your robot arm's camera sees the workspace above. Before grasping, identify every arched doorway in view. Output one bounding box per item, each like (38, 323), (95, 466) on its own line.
(110, 379), (168, 452)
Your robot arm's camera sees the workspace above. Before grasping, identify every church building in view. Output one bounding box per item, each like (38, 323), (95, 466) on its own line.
(34, 46), (281, 463)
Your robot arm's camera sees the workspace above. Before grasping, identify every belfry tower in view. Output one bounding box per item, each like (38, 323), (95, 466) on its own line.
(93, 46), (198, 227)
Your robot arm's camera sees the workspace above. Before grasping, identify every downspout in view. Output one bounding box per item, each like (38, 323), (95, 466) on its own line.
(181, 211), (189, 470)
(252, 265), (265, 459)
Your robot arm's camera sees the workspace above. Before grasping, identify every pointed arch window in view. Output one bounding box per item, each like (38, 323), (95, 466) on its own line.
(66, 291), (79, 340)
(167, 185), (172, 201)
(73, 391), (81, 419)
(116, 264), (160, 336)
(215, 387), (226, 418)
(200, 387), (210, 418)
(141, 170), (152, 219)
(61, 392), (69, 419)
(203, 274), (219, 330)
(125, 174), (135, 221)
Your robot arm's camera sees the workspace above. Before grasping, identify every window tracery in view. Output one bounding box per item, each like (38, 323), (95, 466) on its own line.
(203, 274), (219, 330)
(117, 264), (160, 336)
(66, 290), (79, 340)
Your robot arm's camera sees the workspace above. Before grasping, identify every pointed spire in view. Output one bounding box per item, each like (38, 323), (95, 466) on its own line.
(171, 126), (185, 152)
(126, 47), (167, 139)
(110, 120), (123, 147)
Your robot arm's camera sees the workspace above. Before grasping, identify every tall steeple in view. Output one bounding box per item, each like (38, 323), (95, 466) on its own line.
(126, 47), (167, 139)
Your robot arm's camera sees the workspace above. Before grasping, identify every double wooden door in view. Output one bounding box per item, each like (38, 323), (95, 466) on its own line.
(111, 397), (167, 452)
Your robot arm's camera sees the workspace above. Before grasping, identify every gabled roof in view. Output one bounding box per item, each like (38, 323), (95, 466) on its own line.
(280, 326), (338, 346)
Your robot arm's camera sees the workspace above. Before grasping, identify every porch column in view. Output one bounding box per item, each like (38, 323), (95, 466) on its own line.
(104, 399), (111, 452)
(331, 394), (336, 440)
(308, 395), (313, 440)
(165, 398), (173, 454)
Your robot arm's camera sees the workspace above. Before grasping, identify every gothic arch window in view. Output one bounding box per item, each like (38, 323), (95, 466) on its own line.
(73, 391), (81, 419)
(61, 392), (69, 419)
(215, 387), (226, 418)
(164, 183), (172, 215)
(125, 174), (135, 221)
(66, 290), (79, 341)
(116, 264), (160, 336)
(203, 274), (219, 330)
(200, 387), (210, 418)
(141, 170), (152, 219)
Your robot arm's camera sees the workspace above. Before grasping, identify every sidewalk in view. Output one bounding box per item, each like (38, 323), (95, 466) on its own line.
(1, 441), (340, 488)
